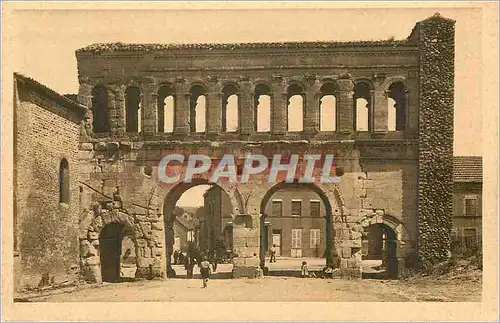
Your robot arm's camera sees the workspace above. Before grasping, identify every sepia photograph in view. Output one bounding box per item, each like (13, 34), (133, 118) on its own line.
(1, 1), (498, 322)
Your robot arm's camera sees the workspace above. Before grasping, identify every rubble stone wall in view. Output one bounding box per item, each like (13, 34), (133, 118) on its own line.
(417, 15), (456, 266)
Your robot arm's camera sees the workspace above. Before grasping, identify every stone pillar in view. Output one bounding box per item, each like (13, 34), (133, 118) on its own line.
(304, 79), (321, 134)
(78, 81), (93, 110)
(114, 86), (126, 135)
(337, 77), (354, 134)
(141, 79), (157, 135)
(107, 89), (117, 136)
(373, 86), (388, 133)
(232, 214), (263, 278)
(271, 76), (286, 136)
(335, 220), (362, 279)
(78, 82), (94, 129)
(239, 79), (254, 136)
(206, 81), (222, 136)
(174, 79), (189, 135)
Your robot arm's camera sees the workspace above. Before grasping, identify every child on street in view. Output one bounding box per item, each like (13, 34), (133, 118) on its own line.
(200, 256), (211, 288)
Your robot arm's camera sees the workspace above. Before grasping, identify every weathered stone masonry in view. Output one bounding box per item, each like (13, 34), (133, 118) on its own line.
(415, 15), (456, 266)
(13, 14), (456, 288)
(71, 13), (455, 281)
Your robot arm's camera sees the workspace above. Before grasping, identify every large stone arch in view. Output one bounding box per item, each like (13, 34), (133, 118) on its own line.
(245, 180), (345, 216)
(243, 180), (346, 269)
(79, 200), (164, 284)
(162, 179), (245, 217)
(161, 178), (245, 276)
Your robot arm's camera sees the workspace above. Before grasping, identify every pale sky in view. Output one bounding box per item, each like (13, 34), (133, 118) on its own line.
(8, 6), (485, 207)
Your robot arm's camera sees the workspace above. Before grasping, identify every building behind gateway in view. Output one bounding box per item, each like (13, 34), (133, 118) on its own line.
(13, 14), (469, 289)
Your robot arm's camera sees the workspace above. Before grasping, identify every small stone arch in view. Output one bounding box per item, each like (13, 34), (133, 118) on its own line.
(320, 76), (338, 84)
(79, 201), (163, 284)
(252, 80), (273, 93)
(382, 76), (407, 92)
(353, 77), (375, 89)
(357, 211), (412, 263)
(188, 81), (208, 93)
(284, 78), (307, 92)
(221, 81), (241, 93)
(124, 78), (142, 89)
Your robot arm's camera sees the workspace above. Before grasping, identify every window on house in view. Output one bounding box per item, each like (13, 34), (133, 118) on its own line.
(272, 200), (283, 217)
(310, 229), (320, 248)
(310, 200), (321, 217)
(59, 158), (70, 204)
(462, 228), (479, 248)
(292, 229), (302, 249)
(291, 200), (302, 217)
(465, 195), (479, 216)
(187, 230), (195, 242)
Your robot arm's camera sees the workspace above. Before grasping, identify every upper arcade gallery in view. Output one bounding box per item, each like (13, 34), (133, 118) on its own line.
(76, 38), (420, 141)
(85, 75), (409, 139)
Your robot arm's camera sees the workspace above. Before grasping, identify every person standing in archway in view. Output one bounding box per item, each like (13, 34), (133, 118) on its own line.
(270, 244), (277, 263)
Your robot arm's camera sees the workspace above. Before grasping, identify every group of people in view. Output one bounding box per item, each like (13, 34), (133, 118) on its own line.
(172, 249), (220, 287)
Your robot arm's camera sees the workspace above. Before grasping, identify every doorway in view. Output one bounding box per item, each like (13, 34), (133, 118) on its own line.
(272, 229), (282, 256)
(361, 223), (398, 279)
(99, 222), (125, 283)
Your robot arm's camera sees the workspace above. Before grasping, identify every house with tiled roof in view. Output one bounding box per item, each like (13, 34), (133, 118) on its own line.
(452, 156), (483, 248)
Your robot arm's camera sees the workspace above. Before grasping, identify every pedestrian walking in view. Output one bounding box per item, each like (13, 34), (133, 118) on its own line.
(200, 256), (211, 288)
(184, 254), (195, 279)
(210, 249), (218, 272)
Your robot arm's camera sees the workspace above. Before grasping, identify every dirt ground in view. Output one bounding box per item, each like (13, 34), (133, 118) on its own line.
(17, 269), (482, 303)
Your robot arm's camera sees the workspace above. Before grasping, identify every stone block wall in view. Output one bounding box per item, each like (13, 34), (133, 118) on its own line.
(78, 140), (165, 282)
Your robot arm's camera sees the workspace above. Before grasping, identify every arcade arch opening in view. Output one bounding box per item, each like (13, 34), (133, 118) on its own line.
(259, 182), (335, 277)
(163, 181), (235, 279)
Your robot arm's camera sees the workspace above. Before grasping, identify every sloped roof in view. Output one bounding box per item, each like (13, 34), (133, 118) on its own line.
(14, 72), (87, 115)
(453, 156), (483, 183)
(175, 215), (194, 230)
(76, 39), (412, 54)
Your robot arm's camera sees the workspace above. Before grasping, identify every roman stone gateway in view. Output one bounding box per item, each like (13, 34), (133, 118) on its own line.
(41, 13), (453, 281)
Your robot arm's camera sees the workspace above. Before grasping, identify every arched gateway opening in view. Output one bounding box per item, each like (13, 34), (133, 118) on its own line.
(98, 222), (137, 283)
(361, 223), (398, 279)
(259, 181), (336, 276)
(162, 180), (237, 279)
